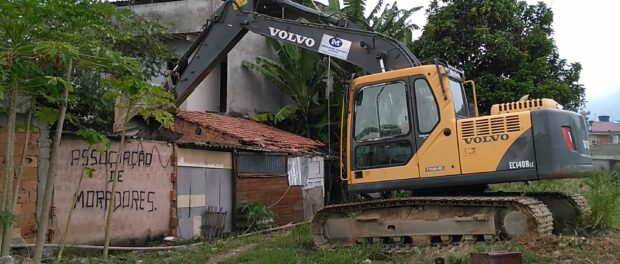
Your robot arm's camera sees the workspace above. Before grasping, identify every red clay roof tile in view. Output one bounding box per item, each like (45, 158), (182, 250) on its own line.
(176, 111), (324, 154)
(591, 122), (620, 133)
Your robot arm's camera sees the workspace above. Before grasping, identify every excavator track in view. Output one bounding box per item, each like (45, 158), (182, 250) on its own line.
(518, 192), (590, 233)
(311, 196), (553, 251)
(481, 192), (590, 233)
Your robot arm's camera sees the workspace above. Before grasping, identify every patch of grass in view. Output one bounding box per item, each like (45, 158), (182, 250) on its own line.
(56, 224), (619, 263)
(491, 178), (584, 193)
(224, 225), (390, 264)
(584, 171), (620, 230)
(222, 226), (555, 264)
(237, 203), (276, 233)
(56, 233), (278, 264)
(492, 171), (620, 230)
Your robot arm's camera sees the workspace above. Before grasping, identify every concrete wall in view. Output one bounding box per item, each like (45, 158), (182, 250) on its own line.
(130, 0), (220, 34)
(168, 39), (221, 113)
(226, 32), (288, 115)
(591, 144), (620, 171)
(53, 139), (174, 245)
(129, 0), (288, 116)
(130, 1), (223, 112)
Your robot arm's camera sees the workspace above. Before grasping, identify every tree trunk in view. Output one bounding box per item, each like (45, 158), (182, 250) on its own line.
(0, 84), (18, 255)
(3, 98), (34, 255)
(9, 98), (35, 220)
(102, 100), (131, 258)
(56, 145), (90, 262)
(33, 59), (73, 264)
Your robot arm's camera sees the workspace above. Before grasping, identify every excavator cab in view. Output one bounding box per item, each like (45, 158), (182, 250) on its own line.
(343, 63), (592, 194)
(344, 64), (465, 191)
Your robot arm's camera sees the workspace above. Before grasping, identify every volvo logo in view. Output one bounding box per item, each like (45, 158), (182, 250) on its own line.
(268, 27), (316, 47)
(329, 37), (343, 47)
(463, 134), (509, 144)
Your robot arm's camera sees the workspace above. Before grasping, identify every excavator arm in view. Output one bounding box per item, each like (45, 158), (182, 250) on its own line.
(170, 0), (420, 106)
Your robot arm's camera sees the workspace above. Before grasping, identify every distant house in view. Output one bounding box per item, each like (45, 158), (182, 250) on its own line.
(589, 121), (620, 145)
(173, 111), (325, 239)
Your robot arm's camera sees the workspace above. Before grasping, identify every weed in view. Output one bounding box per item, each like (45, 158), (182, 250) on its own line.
(237, 203), (276, 233)
(584, 171), (620, 230)
(491, 179), (584, 193)
(291, 224), (313, 248)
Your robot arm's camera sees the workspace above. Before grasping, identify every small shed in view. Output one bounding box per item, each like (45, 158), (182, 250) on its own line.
(173, 111), (324, 239)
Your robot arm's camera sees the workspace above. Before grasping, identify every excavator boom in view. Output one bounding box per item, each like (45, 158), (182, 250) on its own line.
(170, 0), (419, 105)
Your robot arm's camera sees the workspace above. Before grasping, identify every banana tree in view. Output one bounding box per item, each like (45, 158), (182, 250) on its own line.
(243, 39), (344, 138)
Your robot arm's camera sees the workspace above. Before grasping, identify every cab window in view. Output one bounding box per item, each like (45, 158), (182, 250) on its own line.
(414, 79), (439, 133)
(354, 82), (410, 141)
(448, 78), (470, 118)
(353, 81), (413, 169)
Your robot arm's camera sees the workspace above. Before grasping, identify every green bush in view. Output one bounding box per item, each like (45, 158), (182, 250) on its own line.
(584, 171), (620, 230)
(237, 203), (276, 233)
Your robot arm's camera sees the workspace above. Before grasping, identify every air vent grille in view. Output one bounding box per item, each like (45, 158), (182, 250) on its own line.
(497, 99), (543, 112)
(460, 115), (521, 138)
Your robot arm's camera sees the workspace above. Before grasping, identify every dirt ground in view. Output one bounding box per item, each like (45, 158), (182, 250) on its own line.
(205, 243), (257, 264)
(410, 230), (620, 264)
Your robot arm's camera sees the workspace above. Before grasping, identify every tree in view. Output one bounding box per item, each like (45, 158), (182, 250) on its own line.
(320, 0), (422, 45)
(67, 13), (173, 131)
(243, 40), (344, 138)
(56, 129), (110, 262)
(0, 0), (174, 262)
(412, 0), (585, 112)
(101, 77), (174, 258)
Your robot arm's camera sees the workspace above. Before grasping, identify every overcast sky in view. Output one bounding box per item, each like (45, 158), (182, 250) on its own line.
(316, 0), (620, 121)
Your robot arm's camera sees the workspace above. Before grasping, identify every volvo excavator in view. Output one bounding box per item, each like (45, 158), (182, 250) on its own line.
(166, 0), (593, 250)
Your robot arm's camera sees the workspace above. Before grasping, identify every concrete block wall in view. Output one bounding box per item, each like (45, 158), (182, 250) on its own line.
(591, 144), (620, 171)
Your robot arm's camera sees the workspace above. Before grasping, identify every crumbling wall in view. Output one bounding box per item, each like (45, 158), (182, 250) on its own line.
(0, 127), (40, 241)
(53, 139), (174, 245)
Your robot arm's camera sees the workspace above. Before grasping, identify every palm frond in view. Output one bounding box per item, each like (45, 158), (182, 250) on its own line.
(343, 0), (366, 21)
(274, 104), (299, 123)
(366, 0), (385, 21)
(327, 0), (340, 13)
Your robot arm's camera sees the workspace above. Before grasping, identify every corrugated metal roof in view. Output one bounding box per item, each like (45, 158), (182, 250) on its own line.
(176, 111), (324, 155)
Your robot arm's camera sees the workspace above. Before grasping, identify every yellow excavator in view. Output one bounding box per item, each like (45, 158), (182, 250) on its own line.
(167, 0), (592, 250)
